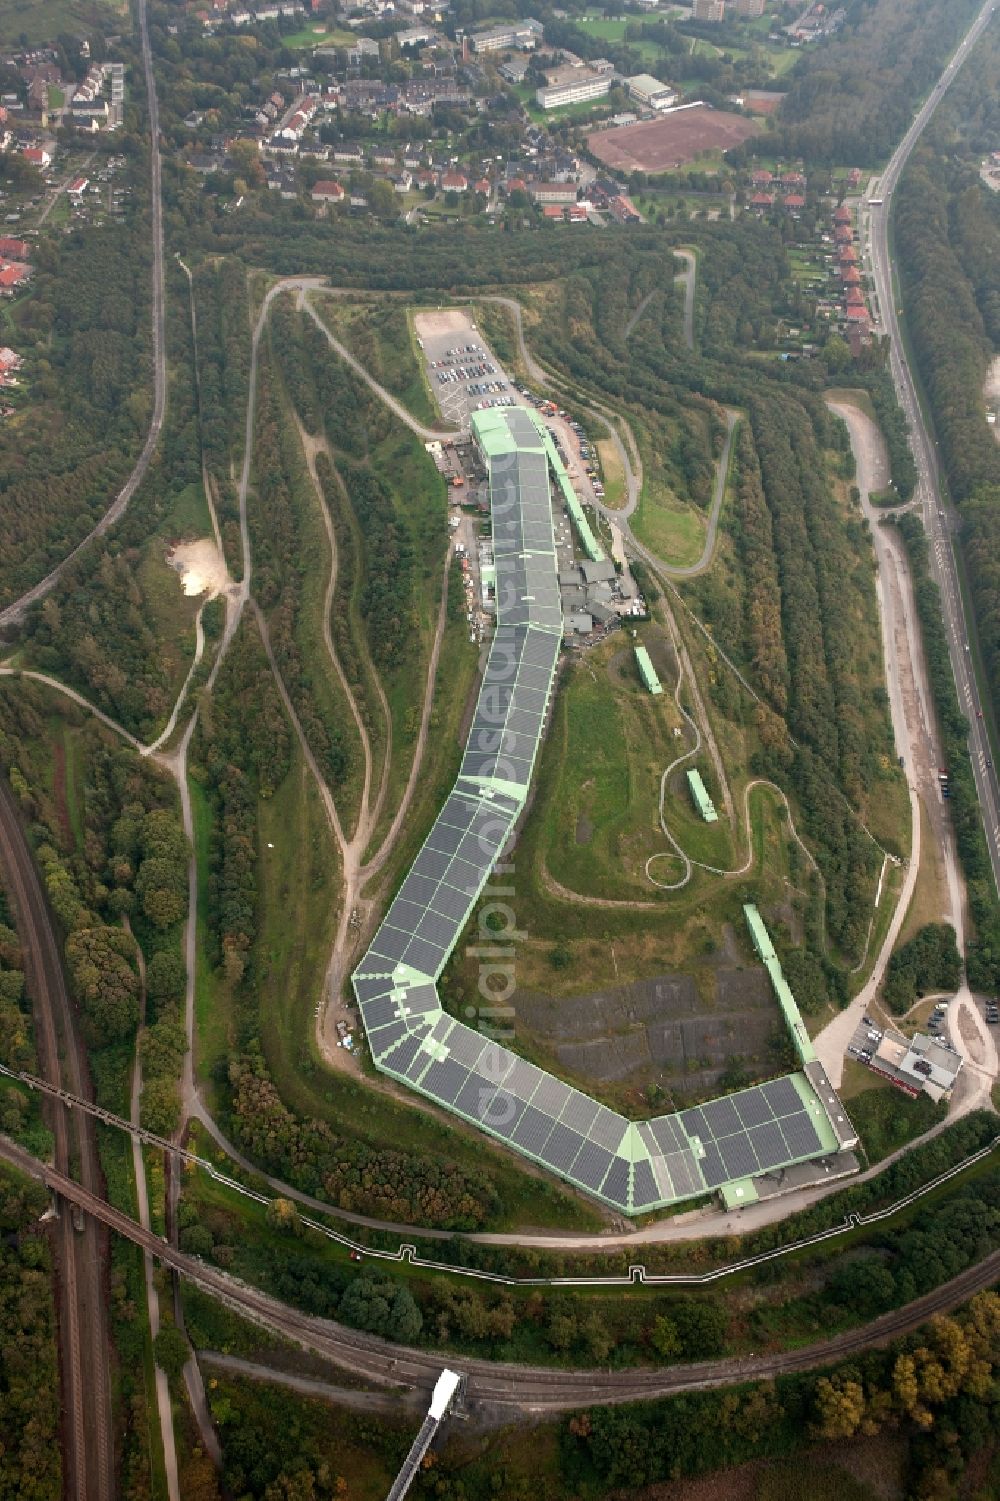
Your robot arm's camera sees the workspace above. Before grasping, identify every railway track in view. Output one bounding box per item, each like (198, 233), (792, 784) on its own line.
(0, 782), (115, 1500)
(1, 1132), (997, 1416)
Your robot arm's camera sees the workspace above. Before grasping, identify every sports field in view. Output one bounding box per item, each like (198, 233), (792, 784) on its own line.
(587, 106), (758, 172)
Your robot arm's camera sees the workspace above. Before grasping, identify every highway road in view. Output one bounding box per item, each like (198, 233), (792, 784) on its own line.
(0, 0), (167, 632)
(2, 1131), (1000, 1418)
(865, 0), (1000, 899)
(0, 781), (115, 1500)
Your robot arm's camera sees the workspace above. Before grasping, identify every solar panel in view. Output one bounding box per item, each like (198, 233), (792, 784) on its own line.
(371, 925), (409, 963)
(632, 1157), (658, 1210)
(353, 974), (394, 1003)
(403, 935), (448, 976)
(511, 1104), (556, 1156)
(406, 1045), (431, 1082)
(701, 1096), (743, 1138)
(733, 1089), (775, 1129)
(588, 1106), (626, 1154)
(430, 883), (476, 922)
(359, 995), (397, 1029)
(494, 1061), (536, 1106)
(410, 847), (450, 883)
(573, 1141), (615, 1191)
(474, 1040), (515, 1087)
(762, 1077), (802, 1117)
(427, 823), (465, 857)
(400, 983), (439, 1016)
(396, 872), (439, 907)
(541, 1122), (586, 1174)
(442, 857), (483, 896)
(517, 665), (555, 694)
(780, 1113), (822, 1157)
(664, 1149), (702, 1197)
(560, 1092), (600, 1136)
(421, 1057), (470, 1106)
(532, 1073), (573, 1119)
(480, 1089), (525, 1139)
(748, 1121), (789, 1169)
(601, 1156), (630, 1208)
(442, 1026), (487, 1070)
(680, 1106), (708, 1140)
(719, 1134), (759, 1180)
(386, 897), (427, 933)
(368, 1024), (408, 1063)
(647, 1117), (685, 1155)
(698, 1141), (727, 1187)
(380, 1033), (424, 1077)
(453, 1070), (497, 1123)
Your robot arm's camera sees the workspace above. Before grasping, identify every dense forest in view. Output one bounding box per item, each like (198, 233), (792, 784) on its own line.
(191, 617), (291, 987)
(14, 248), (205, 743)
(0, 681), (188, 1110)
(883, 921), (962, 1013)
(226, 1045), (500, 1229)
(0, 1166), (60, 1501)
(0, 200), (152, 612)
(734, 0), (985, 167)
(895, 155), (1000, 723)
(566, 1289), (1000, 1499)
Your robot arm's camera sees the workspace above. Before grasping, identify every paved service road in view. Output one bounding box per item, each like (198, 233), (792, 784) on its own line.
(865, 0), (1000, 898)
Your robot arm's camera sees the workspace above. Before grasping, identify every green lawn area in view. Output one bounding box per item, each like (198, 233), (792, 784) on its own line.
(0, 0), (124, 46)
(768, 45), (802, 77)
(280, 23), (355, 47)
(488, 611), (811, 1006)
(43, 194), (71, 227)
(633, 471), (708, 569)
(574, 14), (629, 39)
(47, 85), (64, 109)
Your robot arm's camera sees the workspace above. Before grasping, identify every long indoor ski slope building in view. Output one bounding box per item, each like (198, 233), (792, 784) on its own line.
(351, 406), (857, 1216)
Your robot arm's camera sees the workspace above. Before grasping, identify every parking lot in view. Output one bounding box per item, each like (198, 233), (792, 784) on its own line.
(414, 308), (518, 430)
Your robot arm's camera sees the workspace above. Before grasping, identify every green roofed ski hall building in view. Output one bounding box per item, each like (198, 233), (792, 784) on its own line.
(352, 407), (857, 1216)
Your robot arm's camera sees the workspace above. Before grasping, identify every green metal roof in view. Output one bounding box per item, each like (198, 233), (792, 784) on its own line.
(686, 766), (717, 822)
(744, 903), (818, 1067)
(635, 644), (663, 695)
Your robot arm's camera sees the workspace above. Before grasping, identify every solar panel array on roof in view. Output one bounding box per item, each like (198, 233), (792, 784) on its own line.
(349, 403), (848, 1219)
(460, 624), (560, 788)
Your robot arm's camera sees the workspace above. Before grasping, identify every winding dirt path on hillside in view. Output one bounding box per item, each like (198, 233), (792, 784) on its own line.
(295, 416), (375, 842)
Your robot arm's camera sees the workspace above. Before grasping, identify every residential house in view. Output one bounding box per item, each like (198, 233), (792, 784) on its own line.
(311, 179), (345, 202)
(528, 180), (576, 204)
(441, 170), (468, 192)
